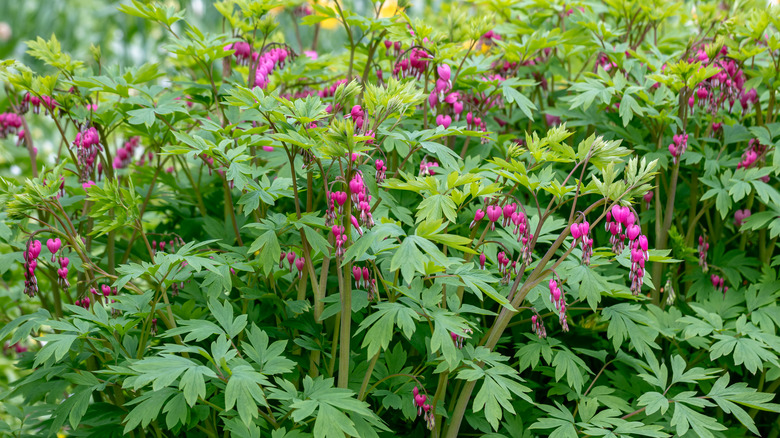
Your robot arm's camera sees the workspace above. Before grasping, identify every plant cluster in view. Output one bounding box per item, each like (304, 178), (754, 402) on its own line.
(1, 0), (780, 437)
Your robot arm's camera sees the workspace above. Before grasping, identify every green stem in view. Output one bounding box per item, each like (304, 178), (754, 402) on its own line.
(651, 162), (679, 303)
(358, 352), (379, 400)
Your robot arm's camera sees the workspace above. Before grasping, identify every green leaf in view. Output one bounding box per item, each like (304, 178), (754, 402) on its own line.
(127, 107), (156, 127)
(461, 347), (532, 430)
(669, 354), (718, 385)
(502, 85), (537, 120)
(123, 388), (177, 434)
(709, 334), (779, 374)
(225, 364), (270, 427)
(163, 393), (188, 429)
(637, 392), (669, 415)
(180, 366), (208, 407)
(707, 373), (780, 435)
(602, 304), (660, 358)
(0, 309), (51, 345)
(618, 93), (643, 126)
(341, 222), (405, 264)
(49, 385), (97, 434)
(530, 403), (578, 438)
(574, 265), (606, 310)
(670, 401), (726, 438)
(247, 230), (281, 275)
(303, 226), (332, 257)
(208, 298), (247, 339)
(243, 324), (296, 375)
(288, 376), (386, 438)
(164, 318), (225, 342)
(355, 302), (420, 359)
(34, 333), (77, 367)
(416, 194), (457, 224)
(429, 307), (470, 367)
(551, 348), (590, 394)
(126, 354), (217, 392)
(390, 237), (426, 285)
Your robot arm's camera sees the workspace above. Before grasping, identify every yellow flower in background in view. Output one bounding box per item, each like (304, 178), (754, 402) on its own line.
(462, 40), (490, 54)
(317, 0), (340, 30)
(58, 434), (66, 438)
(378, 0), (403, 18)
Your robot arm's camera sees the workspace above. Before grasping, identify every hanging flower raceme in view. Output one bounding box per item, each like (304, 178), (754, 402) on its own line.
(486, 205), (501, 231)
(711, 274), (727, 294)
(40, 95), (59, 116)
(605, 205), (635, 254)
(393, 47), (430, 80)
(0, 112), (22, 139)
(668, 132), (688, 164)
(254, 47), (290, 89)
(23, 240), (42, 297)
(150, 318), (158, 336)
(643, 190), (653, 209)
(501, 203), (516, 227)
(734, 209), (751, 227)
(548, 278), (569, 331)
(46, 238), (61, 262)
(511, 210), (526, 235)
(738, 139), (767, 172)
(113, 136), (141, 169)
(349, 105), (364, 128)
(450, 327), (472, 349)
(435, 114), (452, 129)
(412, 387), (434, 430)
(75, 297), (90, 309)
(470, 209), (485, 229)
(687, 45), (749, 115)
(531, 314), (547, 339)
(697, 235), (710, 271)
(496, 251), (512, 284)
(73, 126), (103, 181)
(419, 157), (439, 176)
(20, 92), (43, 114)
(349, 172), (375, 230)
(437, 64), (451, 92)
(375, 159), (386, 184)
(570, 220), (593, 265)
(57, 256), (70, 288)
(226, 41), (252, 65)
(295, 257), (306, 279)
(332, 225), (348, 258)
(629, 235), (649, 295)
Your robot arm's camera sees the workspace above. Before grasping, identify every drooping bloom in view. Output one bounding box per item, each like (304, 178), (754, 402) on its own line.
(486, 205), (501, 230)
(470, 209), (485, 229)
(548, 278), (569, 331)
(697, 235), (709, 272)
(734, 209), (751, 227)
(531, 313), (547, 339)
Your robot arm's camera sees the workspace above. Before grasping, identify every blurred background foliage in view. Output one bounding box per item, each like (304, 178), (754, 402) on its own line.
(0, 0), (433, 68)
(0, 0), (435, 176)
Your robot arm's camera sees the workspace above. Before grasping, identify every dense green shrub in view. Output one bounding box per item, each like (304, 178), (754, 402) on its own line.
(1, 0), (780, 437)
